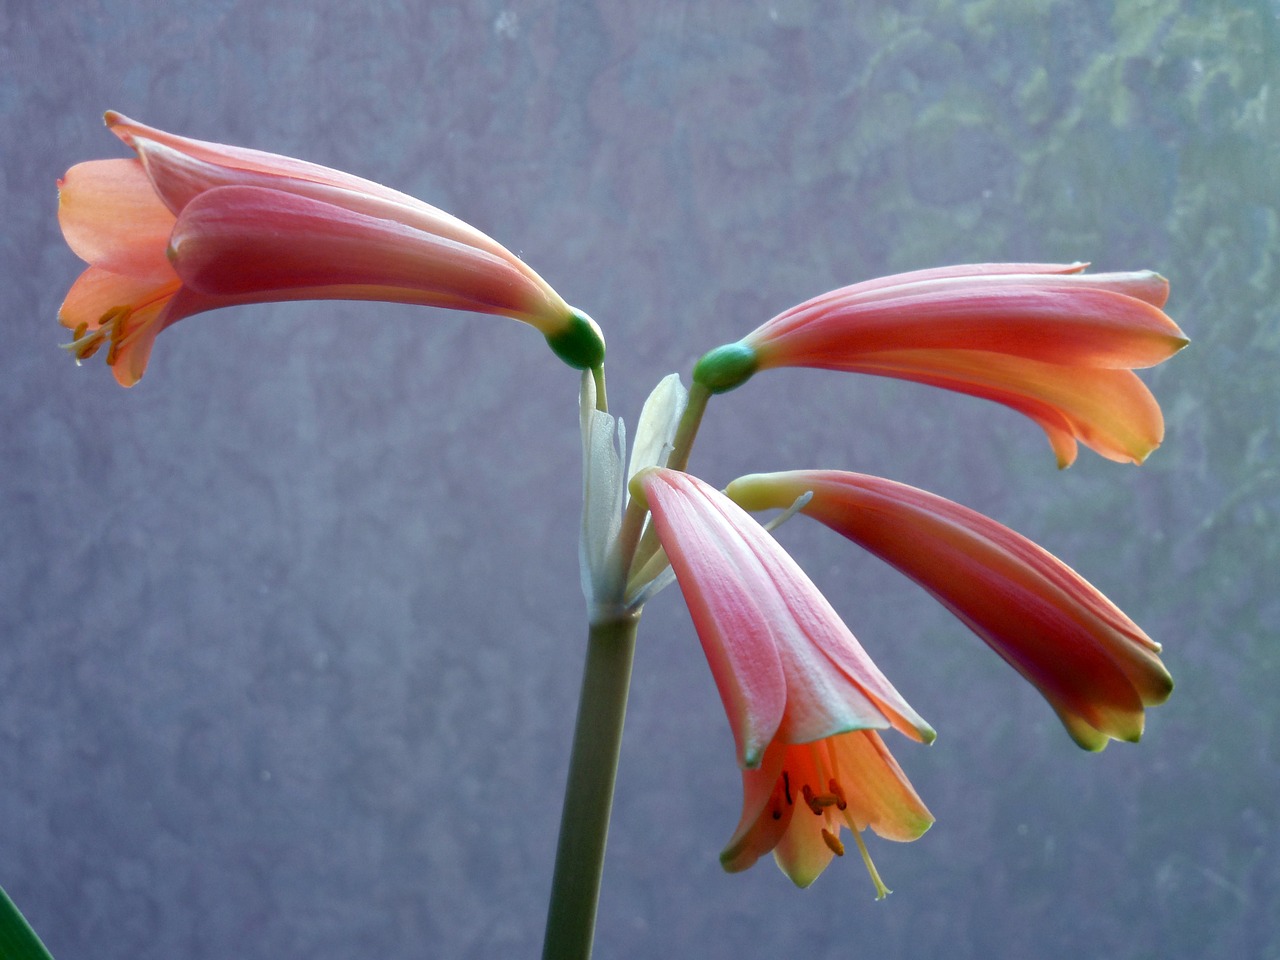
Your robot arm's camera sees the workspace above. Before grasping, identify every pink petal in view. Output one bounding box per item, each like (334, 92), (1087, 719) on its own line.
(640, 469), (933, 765)
(639, 471), (788, 766)
(57, 159), (176, 281)
(752, 281), (1186, 370)
(109, 112), (536, 275)
(168, 185), (563, 326)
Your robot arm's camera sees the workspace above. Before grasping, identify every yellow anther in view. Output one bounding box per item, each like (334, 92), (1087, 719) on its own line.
(827, 778), (848, 811)
(821, 828), (845, 857)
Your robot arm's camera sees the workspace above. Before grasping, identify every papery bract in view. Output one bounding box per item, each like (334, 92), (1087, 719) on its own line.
(694, 263), (1188, 467)
(727, 470), (1174, 750)
(634, 467), (933, 886)
(57, 112), (601, 386)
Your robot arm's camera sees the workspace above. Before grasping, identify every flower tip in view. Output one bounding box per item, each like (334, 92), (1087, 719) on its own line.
(544, 306), (605, 370)
(102, 110), (128, 139)
(627, 465), (658, 507)
(693, 341), (759, 394)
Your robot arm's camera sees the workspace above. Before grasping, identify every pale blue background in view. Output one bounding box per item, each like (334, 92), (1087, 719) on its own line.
(2, 1), (1276, 957)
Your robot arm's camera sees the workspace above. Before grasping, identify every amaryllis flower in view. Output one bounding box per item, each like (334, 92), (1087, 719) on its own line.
(633, 467), (934, 887)
(57, 111), (602, 386)
(726, 470), (1174, 751)
(693, 263), (1188, 467)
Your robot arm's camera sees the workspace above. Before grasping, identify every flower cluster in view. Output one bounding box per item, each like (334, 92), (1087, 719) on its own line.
(618, 264), (1185, 889)
(56, 117), (1186, 898)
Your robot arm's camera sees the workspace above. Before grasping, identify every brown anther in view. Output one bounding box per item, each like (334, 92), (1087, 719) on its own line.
(75, 332), (105, 360)
(105, 339), (120, 366)
(828, 778), (848, 811)
(821, 828), (845, 857)
(72, 322), (89, 340)
(798, 783), (829, 814)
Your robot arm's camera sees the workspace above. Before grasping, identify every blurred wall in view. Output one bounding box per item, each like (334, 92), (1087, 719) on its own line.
(2, 1), (1276, 957)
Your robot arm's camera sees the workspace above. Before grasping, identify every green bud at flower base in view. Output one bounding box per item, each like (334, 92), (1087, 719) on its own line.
(545, 307), (607, 370)
(692, 341), (759, 394)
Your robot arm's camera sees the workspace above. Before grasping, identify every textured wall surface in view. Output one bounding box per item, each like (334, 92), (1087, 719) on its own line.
(2, 1), (1277, 957)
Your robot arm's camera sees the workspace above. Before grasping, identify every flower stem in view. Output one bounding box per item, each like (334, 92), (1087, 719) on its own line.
(541, 613), (641, 960)
(0, 887), (55, 960)
(665, 381), (711, 473)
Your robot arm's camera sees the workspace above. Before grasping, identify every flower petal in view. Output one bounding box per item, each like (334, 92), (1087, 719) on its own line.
(752, 279), (1186, 370)
(58, 265), (179, 331)
(828, 731), (933, 843)
(57, 159), (176, 280)
(856, 348), (1167, 467)
(168, 185), (564, 327)
(639, 469), (934, 766)
(110, 112), (563, 301)
(720, 740), (795, 873)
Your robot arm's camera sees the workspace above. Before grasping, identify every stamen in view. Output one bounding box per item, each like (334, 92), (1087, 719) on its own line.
(64, 306), (132, 369)
(802, 784), (823, 815)
(761, 490), (815, 534)
(821, 828), (845, 857)
(73, 332), (105, 361)
(828, 779), (848, 811)
(845, 817), (892, 900)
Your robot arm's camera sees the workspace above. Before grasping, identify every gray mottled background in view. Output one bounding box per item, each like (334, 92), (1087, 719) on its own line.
(3, 1), (1277, 957)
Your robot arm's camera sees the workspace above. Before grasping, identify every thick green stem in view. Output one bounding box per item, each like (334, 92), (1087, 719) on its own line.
(542, 614), (640, 960)
(0, 887), (55, 960)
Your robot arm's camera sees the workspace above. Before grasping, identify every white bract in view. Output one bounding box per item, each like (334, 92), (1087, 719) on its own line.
(579, 372), (687, 622)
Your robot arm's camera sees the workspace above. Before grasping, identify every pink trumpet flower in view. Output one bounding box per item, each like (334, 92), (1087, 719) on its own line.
(57, 112), (601, 386)
(693, 263), (1188, 467)
(726, 470), (1174, 751)
(633, 467), (934, 888)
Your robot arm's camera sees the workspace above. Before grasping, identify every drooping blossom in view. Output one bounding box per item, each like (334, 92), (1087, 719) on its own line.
(727, 470), (1174, 751)
(633, 467), (933, 887)
(57, 112), (602, 386)
(693, 263), (1188, 467)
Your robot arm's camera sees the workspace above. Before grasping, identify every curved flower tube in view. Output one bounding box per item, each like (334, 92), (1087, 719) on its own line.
(632, 467), (934, 887)
(57, 112), (602, 386)
(694, 263), (1188, 467)
(727, 470), (1174, 751)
